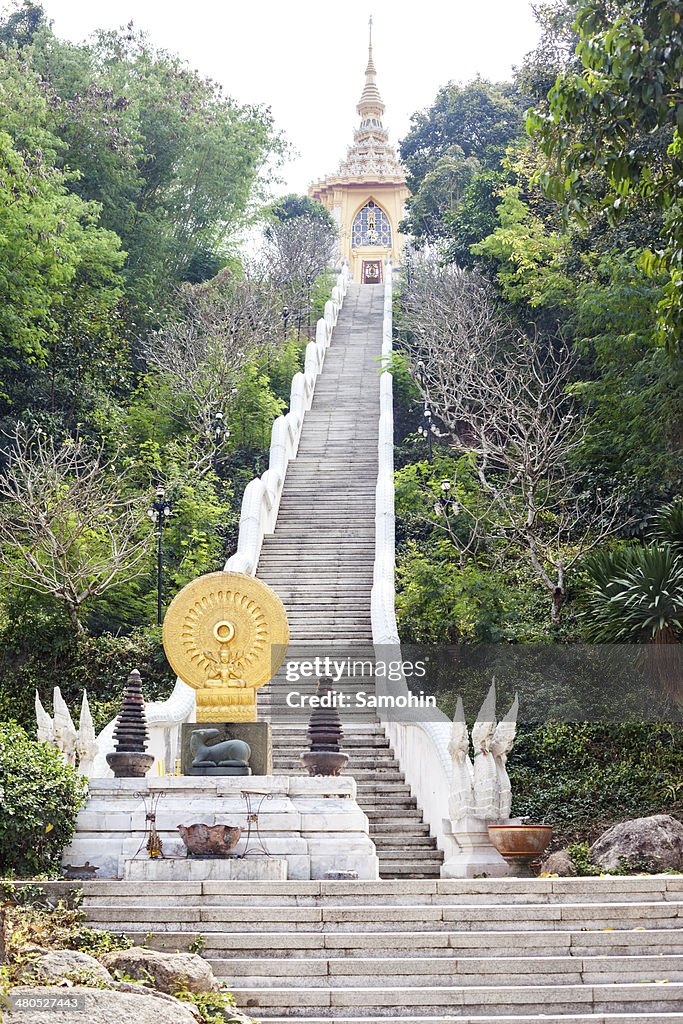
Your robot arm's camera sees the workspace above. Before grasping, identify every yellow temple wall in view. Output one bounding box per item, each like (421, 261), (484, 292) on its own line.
(310, 180), (410, 284)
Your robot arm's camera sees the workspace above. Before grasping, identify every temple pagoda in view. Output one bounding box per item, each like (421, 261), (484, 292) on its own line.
(308, 20), (410, 284)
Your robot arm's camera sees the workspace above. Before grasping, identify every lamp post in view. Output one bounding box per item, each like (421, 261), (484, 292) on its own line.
(418, 404), (436, 462)
(434, 477), (459, 519)
(148, 486), (172, 626)
(282, 305), (289, 336)
(211, 411), (229, 473)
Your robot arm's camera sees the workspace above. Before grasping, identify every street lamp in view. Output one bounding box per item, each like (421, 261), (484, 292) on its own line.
(282, 305), (289, 335)
(418, 404), (437, 462)
(148, 485), (172, 626)
(211, 411), (230, 472)
(434, 477), (459, 519)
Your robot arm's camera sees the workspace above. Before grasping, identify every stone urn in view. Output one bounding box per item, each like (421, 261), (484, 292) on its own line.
(177, 824), (242, 857)
(301, 677), (349, 777)
(488, 824), (553, 877)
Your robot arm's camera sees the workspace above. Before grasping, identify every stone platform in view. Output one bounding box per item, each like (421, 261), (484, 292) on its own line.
(63, 775), (379, 881)
(124, 856), (287, 881)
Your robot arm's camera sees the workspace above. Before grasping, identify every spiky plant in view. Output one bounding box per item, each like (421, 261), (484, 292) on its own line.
(582, 546), (683, 645)
(650, 497), (683, 554)
(582, 546), (683, 702)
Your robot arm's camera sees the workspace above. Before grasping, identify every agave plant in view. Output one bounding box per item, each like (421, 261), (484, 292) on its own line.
(582, 546), (683, 644)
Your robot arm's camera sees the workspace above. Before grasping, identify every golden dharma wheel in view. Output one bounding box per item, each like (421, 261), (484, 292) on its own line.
(162, 571), (289, 721)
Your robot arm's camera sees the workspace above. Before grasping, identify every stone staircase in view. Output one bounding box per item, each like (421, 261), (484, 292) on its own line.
(80, 876), (683, 1021)
(271, 725), (442, 879)
(255, 284), (442, 879)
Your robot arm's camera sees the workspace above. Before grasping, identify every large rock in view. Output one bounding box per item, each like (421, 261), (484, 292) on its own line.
(591, 814), (683, 872)
(5, 987), (199, 1024)
(540, 849), (577, 877)
(100, 947), (219, 994)
(27, 950), (113, 986)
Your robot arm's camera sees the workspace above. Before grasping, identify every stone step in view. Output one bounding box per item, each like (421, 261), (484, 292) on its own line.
(82, 901), (683, 932)
(211, 953), (683, 986)
(238, 1016), (683, 1024)
(79, 878), (683, 901)
(134, 926), (683, 958)
(372, 837), (437, 849)
(229, 981), (683, 1016)
(371, 822), (432, 836)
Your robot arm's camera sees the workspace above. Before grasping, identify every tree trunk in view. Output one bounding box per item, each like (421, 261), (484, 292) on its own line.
(650, 626), (681, 703)
(551, 586), (565, 624)
(65, 603), (84, 636)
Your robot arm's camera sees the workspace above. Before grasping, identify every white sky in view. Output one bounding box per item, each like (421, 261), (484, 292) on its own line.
(41, 0), (541, 196)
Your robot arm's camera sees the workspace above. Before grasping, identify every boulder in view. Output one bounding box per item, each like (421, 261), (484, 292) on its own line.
(540, 849), (577, 877)
(26, 950), (113, 986)
(100, 946), (219, 994)
(5, 987), (199, 1024)
(591, 814), (683, 873)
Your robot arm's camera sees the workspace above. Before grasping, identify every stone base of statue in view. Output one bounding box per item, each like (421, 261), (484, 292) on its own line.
(63, 775), (379, 880)
(181, 722), (272, 776)
(440, 815), (516, 878)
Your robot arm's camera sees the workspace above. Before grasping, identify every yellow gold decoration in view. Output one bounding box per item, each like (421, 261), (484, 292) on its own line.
(162, 571), (289, 721)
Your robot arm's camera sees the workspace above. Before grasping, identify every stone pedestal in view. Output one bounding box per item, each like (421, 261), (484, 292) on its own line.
(123, 857), (287, 881)
(63, 775), (379, 881)
(440, 816), (511, 879)
(181, 722), (272, 776)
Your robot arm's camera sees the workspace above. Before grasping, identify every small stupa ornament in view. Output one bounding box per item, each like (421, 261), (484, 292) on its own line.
(106, 669), (154, 778)
(301, 677), (349, 776)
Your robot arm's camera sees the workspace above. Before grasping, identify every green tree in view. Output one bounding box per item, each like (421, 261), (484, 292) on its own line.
(0, 720), (87, 877)
(270, 193), (334, 227)
(399, 79), (524, 194)
(0, 128), (124, 372)
(528, 0), (683, 350)
(402, 147), (480, 242)
(17, 23), (283, 309)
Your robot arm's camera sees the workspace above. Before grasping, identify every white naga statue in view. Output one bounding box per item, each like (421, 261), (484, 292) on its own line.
(448, 681), (519, 823)
(447, 696), (475, 821)
(36, 688), (98, 775)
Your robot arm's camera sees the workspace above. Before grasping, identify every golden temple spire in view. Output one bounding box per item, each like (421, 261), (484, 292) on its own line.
(357, 15), (384, 120)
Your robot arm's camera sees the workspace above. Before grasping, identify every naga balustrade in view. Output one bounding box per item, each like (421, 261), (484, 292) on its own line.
(371, 262), (453, 857)
(91, 265), (351, 776)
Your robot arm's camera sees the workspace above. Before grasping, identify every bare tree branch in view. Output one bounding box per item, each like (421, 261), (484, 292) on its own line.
(143, 265), (284, 467)
(264, 216), (337, 337)
(0, 425), (152, 634)
(401, 254), (628, 622)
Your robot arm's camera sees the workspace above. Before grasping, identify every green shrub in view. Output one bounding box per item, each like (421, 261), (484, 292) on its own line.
(0, 603), (173, 732)
(175, 990), (237, 1024)
(510, 722), (683, 847)
(0, 723), (87, 877)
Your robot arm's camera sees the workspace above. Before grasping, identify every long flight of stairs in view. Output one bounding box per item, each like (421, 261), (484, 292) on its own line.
(81, 283), (683, 1022)
(256, 284), (442, 880)
(81, 875), (683, 1021)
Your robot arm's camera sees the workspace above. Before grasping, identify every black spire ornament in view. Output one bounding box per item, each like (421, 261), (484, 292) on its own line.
(301, 677), (349, 777)
(106, 669), (155, 778)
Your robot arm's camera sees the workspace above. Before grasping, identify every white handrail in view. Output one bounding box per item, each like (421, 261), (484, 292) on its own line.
(91, 266), (351, 777)
(371, 262), (453, 857)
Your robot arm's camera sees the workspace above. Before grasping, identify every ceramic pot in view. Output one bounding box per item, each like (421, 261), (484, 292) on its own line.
(177, 823), (242, 857)
(488, 824), (553, 877)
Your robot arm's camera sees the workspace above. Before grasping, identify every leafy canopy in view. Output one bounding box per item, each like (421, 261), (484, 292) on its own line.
(528, 0), (683, 350)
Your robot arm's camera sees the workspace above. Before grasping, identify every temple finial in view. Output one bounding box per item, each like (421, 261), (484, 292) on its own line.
(357, 13), (383, 119)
